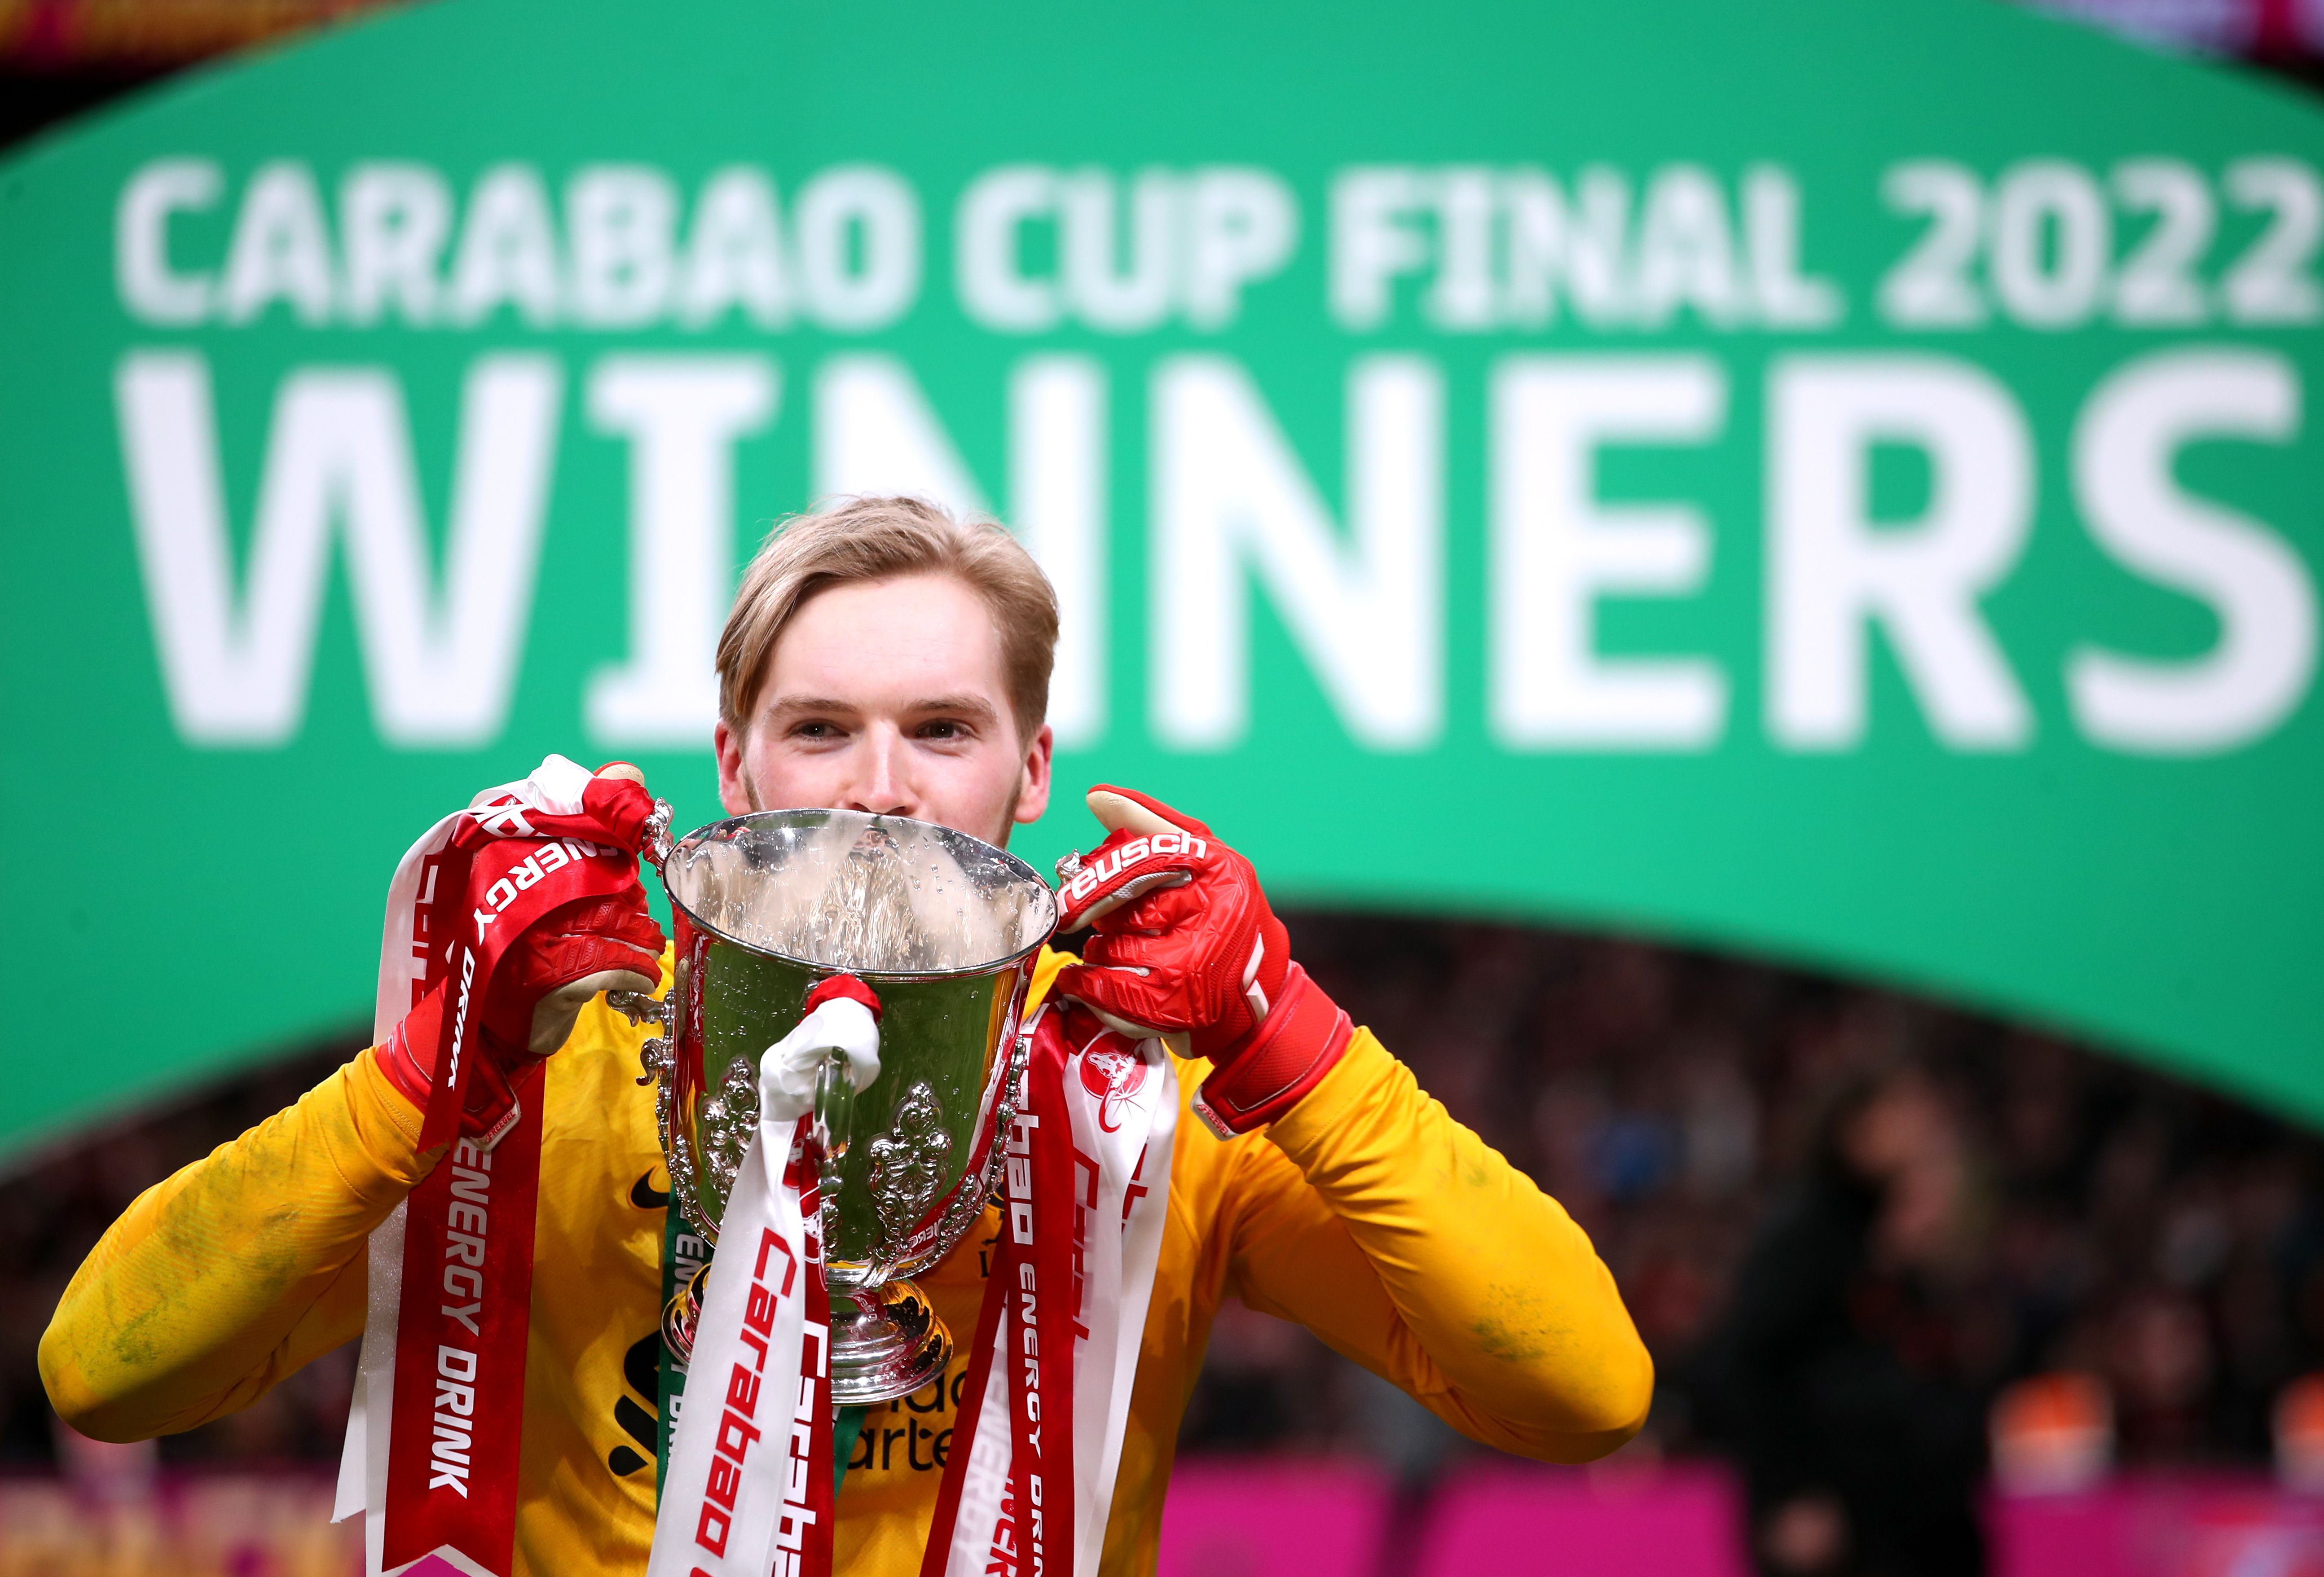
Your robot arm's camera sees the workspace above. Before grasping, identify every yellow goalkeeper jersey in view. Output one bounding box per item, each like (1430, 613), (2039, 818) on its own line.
(41, 949), (1650, 1576)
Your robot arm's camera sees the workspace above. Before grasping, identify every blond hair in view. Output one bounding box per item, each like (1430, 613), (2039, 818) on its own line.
(717, 496), (1059, 740)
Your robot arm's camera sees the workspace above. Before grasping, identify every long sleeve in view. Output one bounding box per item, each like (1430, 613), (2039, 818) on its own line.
(1221, 1027), (1653, 1463)
(40, 1049), (434, 1441)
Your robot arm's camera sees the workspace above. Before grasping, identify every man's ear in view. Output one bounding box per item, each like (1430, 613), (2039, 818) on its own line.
(713, 718), (757, 815)
(1013, 722), (1055, 827)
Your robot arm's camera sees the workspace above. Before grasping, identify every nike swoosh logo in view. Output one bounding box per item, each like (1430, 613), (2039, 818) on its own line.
(631, 1170), (669, 1210)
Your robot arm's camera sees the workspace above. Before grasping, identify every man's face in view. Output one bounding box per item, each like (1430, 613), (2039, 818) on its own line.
(714, 572), (1053, 848)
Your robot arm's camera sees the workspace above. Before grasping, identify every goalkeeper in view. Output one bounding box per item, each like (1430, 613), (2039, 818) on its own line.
(42, 495), (1651, 1575)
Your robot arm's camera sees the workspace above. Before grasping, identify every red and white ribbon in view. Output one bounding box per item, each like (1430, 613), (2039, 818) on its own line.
(648, 1114), (836, 1577)
(336, 755), (653, 1577)
(921, 1006), (1177, 1577)
(643, 986), (882, 1577)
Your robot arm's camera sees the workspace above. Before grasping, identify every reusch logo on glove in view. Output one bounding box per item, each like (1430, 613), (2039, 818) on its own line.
(1061, 831), (1209, 905)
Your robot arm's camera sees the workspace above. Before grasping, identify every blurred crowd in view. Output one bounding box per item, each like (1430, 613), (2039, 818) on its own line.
(4, 914), (2324, 1573)
(1181, 914), (2324, 1569)
(4, 0), (2322, 78)
(7, 0), (2324, 160)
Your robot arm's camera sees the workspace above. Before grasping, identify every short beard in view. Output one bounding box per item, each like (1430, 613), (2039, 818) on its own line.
(992, 774), (1022, 849)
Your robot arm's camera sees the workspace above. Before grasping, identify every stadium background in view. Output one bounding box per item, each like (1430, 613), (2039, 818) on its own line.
(4, 0), (2324, 1573)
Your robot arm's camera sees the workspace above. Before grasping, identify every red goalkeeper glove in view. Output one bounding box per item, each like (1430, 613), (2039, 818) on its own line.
(377, 764), (666, 1144)
(1050, 786), (1351, 1138)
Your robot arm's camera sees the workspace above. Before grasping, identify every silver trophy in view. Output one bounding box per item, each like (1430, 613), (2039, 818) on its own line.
(619, 808), (1056, 1404)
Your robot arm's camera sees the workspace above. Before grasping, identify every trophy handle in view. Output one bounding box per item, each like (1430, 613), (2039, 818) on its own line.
(610, 986), (709, 1245)
(608, 988), (673, 1083)
(917, 1029), (1026, 1260)
(641, 798), (675, 870)
(811, 1049), (855, 1244)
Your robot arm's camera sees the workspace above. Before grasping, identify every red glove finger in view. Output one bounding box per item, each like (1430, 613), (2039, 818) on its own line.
(581, 766), (658, 851)
(1061, 933), (1195, 1037)
(1087, 785), (1215, 839)
(534, 892), (666, 961)
(1078, 929), (1169, 974)
(482, 891), (665, 1056)
(1084, 879), (1207, 938)
(1056, 977), (1192, 1040)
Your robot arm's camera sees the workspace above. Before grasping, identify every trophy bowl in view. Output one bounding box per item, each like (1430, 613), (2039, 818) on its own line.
(639, 808), (1057, 1405)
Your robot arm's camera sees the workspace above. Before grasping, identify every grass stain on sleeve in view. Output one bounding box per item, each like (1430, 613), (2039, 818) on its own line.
(1466, 1282), (1573, 1366)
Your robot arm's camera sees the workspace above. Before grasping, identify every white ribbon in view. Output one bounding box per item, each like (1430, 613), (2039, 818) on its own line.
(759, 997), (882, 1124)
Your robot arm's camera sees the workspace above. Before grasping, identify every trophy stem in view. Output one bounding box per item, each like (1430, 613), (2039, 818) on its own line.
(829, 1280), (951, 1406)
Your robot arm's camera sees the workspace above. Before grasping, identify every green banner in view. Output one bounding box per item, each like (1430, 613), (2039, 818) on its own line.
(3, 0), (2321, 1156)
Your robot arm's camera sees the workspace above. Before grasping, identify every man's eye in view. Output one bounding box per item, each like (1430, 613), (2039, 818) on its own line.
(919, 720), (964, 740)
(792, 721), (837, 739)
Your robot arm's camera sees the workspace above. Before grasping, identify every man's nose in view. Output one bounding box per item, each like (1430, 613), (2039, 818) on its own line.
(842, 727), (916, 820)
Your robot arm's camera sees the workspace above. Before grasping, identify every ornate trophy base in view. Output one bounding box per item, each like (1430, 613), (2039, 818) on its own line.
(830, 1279), (952, 1405)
